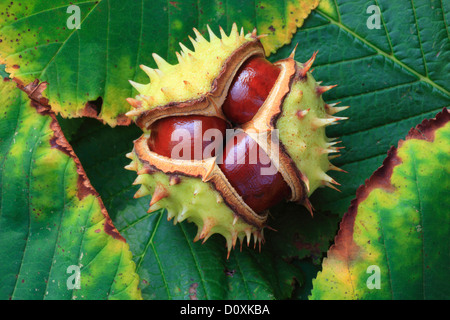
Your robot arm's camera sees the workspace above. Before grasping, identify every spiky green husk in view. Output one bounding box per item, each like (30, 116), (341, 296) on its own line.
(276, 60), (348, 195)
(125, 148), (264, 256)
(126, 24), (260, 121)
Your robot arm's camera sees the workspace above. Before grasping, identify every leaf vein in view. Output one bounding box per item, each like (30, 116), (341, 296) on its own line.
(39, 1), (101, 80)
(0, 0), (98, 32)
(317, 8), (450, 96)
(410, 0), (428, 77)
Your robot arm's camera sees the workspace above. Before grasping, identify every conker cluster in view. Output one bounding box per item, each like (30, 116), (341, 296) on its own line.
(125, 25), (348, 255)
(148, 57), (289, 214)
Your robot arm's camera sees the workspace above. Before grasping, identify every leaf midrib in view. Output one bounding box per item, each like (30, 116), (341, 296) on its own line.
(0, 0), (98, 30)
(316, 7), (450, 97)
(39, 1), (102, 79)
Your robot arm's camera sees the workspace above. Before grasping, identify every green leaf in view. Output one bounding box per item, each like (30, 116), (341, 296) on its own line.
(0, 0), (318, 126)
(0, 80), (141, 300)
(270, 0), (450, 297)
(310, 109), (450, 300)
(267, 203), (341, 264)
(271, 0), (450, 217)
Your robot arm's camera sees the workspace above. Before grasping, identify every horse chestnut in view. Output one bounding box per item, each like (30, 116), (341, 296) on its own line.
(148, 115), (227, 160)
(125, 24), (347, 255)
(219, 131), (291, 214)
(222, 57), (280, 125)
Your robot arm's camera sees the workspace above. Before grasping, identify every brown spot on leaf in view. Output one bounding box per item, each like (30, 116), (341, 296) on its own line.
(189, 283), (199, 300)
(169, 1), (180, 9)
